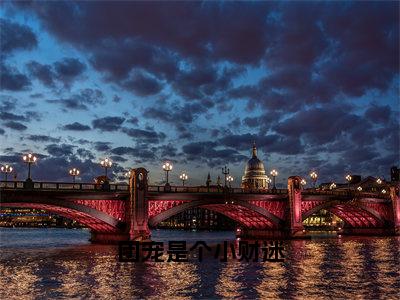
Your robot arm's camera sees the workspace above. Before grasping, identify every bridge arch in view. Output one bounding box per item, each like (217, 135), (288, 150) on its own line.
(302, 200), (387, 228)
(1, 199), (122, 232)
(148, 198), (284, 229)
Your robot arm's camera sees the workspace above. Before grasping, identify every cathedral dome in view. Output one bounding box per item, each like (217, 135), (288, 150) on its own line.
(244, 144), (266, 176)
(241, 143), (269, 189)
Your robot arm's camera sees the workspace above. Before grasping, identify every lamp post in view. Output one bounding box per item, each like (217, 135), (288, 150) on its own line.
(100, 158), (112, 180)
(345, 174), (352, 190)
(125, 171), (131, 183)
(69, 168), (80, 183)
(222, 165), (230, 187)
(270, 169), (278, 190)
(179, 172), (188, 186)
(310, 171), (318, 188)
(330, 182), (336, 190)
(162, 162), (173, 186)
(23, 153), (37, 181)
(266, 176), (271, 188)
(1, 165), (13, 181)
(227, 175), (234, 188)
(300, 178), (307, 188)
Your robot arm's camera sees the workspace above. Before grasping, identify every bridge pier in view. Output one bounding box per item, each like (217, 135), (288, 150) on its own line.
(390, 184), (400, 235)
(287, 176), (304, 237)
(128, 168), (151, 241)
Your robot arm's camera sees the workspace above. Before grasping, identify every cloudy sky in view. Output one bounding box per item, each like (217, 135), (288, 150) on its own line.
(0, 1), (399, 187)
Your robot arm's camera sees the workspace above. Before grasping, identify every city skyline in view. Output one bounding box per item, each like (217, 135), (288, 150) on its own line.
(1, 1), (399, 186)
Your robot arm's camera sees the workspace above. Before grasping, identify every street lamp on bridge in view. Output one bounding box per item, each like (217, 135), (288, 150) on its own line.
(162, 162), (173, 187)
(222, 165), (230, 187)
(310, 171), (318, 188)
(227, 175), (234, 188)
(1, 165), (13, 181)
(179, 172), (188, 186)
(330, 182), (337, 190)
(270, 169), (278, 190)
(69, 168), (80, 183)
(345, 174), (352, 190)
(300, 178), (307, 188)
(23, 153), (37, 181)
(376, 178), (382, 184)
(100, 158), (112, 180)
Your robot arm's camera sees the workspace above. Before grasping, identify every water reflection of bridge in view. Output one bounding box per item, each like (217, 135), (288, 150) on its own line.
(1, 168), (399, 243)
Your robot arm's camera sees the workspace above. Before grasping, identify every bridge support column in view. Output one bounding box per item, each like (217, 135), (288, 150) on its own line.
(128, 168), (151, 241)
(390, 184), (400, 235)
(288, 176), (304, 237)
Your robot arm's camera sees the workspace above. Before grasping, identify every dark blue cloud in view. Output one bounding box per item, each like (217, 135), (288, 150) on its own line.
(0, 18), (37, 54)
(62, 122), (91, 131)
(3, 121), (28, 131)
(92, 116), (125, 132)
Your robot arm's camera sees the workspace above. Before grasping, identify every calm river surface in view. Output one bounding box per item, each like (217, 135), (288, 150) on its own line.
(0, 228), (399, 299)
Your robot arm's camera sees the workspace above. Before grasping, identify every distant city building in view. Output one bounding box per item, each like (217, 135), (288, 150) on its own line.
(241, 143), (269, 190)
(391, 166), (399, 182)
(157, 207), (236, 230)
(320, 175), (392, 193)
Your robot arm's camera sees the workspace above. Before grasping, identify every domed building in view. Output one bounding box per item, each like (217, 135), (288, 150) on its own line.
(241, 143), (269, 190)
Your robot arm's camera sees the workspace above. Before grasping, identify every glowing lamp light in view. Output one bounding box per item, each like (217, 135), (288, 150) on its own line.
(162, 161), (173, 186)
(330, 182), (337, 190)
(100, 158), (112, 179)
(270, 169), (278, 177)
(357, 186), (362, 192)
(227, 175), (234, 187)
(300, 179), (307, 186)
(1, 164), (13, 181)
(270, 169), (278, 189)
(23, 153), (37, 163)
(22, 153), (37, 180)
(376, 178), (382, 184)
(179, 172), (188, 186)
(310, 171), (318, 188)
(69, 168), (80, 176)
(162, 162), (173, 171)
(381, 189), (387, 194)
(100, 157), (112, 168)
(69, 168), (80, 183)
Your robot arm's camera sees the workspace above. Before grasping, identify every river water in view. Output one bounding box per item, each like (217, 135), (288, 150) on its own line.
(0, 228), (399, 299)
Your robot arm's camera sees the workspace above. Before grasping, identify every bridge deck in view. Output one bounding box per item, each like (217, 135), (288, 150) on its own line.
(0, 181), (390, 200)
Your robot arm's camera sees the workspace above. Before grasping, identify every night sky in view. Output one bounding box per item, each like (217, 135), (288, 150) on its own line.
(0, 1), (399, 187)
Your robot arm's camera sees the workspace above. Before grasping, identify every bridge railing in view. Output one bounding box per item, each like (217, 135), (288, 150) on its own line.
(0, 181), (389, 198)
(302, 189), (390, 199)
(147, 185), (288, 194)
(0, 181), (129, 191)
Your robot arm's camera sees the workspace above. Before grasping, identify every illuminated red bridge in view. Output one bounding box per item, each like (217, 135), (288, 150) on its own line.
(1, 168), (399, 243)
